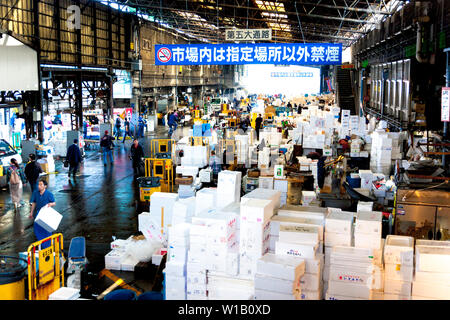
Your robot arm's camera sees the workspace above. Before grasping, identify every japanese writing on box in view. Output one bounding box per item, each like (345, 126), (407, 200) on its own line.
(225, 28), (272, 41)
(155, 43), (342, 66)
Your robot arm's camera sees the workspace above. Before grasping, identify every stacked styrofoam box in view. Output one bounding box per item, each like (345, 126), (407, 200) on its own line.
(388, 132), (402, 160)
(207, 274), (255, 300)
(258, 147), (271, 169)
(357, 201), (374, 212)
(235, 134), (249, 164)
(412, 241), (450, 300)
(104, 249), (127, 271)
(239, 199), (274, 278)
(194, 188), (217, 215)
(301, 191), (316, 206)
(241, 188), (282, 212)
(165, 223), (191, 299)
(354, 211), (383, 250)
(49, 287), (80, 300)
(273, 179), (288, 206)
(219, 202), (241, 243)
(258, 176), (274, 190)
(310, 161), (318, 189)
(176, 165), (199, 177)
(192, 209), (239, 276)
(199, 168), (213, 183)
(165, 259), (188, 300)
(217, 171), (242, 209)
(326, 246), (384, 300)
(370, 131), (392, 176)
(323, 211), (354, 290)
(149, 192), (179, 240)
(254, 253), (305, 300)
(359, 170), (374, 190)
(171, 197), (196, 226)
(181, 145), (208, 168)
(383, 235), (414, 300)
(186, 224), (208, 299)
(178, 184), (196, 198)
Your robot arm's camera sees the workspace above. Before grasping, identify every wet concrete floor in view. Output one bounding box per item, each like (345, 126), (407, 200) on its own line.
(0, 126), (173, 280)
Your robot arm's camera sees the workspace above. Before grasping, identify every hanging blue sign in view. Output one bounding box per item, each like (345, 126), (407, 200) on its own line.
(154, 43), (342, 66)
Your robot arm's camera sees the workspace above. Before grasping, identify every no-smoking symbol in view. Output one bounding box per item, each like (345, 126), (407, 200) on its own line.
(157, 47), (172, 63)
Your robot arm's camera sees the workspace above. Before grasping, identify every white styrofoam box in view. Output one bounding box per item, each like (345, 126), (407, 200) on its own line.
(355, 211), (382, 235)
(164, 260), (186, 277)
(121, 255), (139, 271)
(301, 191), (316, 205)
(192, 210), (237, 239)
(328, 281), (373, 299)
(384, 279), (412, 297)
(255, 273), (300, 295)
(323, 264), (330, 282)
(278, 205), (327, 220)
(269, 235), (278, 252)
(275, 241), (318, 259)
(186, 294), (207, 300)
(325, 292), (364, 300)
(149, 192), (179, 236)
(166, 289), (186, 300)
(239, 219), (271, 252)
(217, 170), (242, 208)
(415, 246), (450, 273)
(194, 188), (217, 215)
(168, 245), (188, 262)
(278, 225), (319, 245)
(271, 215), (324, 239)
(357, 202), (373, 212)
(384, 263), (414, 282)
(299, 290), (322, 300)
(384, 235), (415, 266)
(199, 168), (213, 183)
(254, 289), (299, 300)
(330, 245), (383, 267)
(168, 222), (191, 240)
(176, 165), (199, 177)
(329, 264), (383, 289)
(412, 280), (450, 300)
(240, 198), (274, 224)
(186, 283), (207, 297)
(414, 271), (450, 284)
(172, 197), (196, 220)
(273, 179), (288, 193)
(48, 287), (80, 300)
(299, 273), (321, 291)
(35, 206), (63, 233)
(258, 176), (274, 189)
(383, 293), (411, 300)
(187, 249), (207, 265)
(325, 210), (354, 233)
(105, 250), (127, 270)
(165, 275), (186, 292)
(256, 253), (305, 281)
(241, 188), (281, 211)
(354, 232), (382, 249)
(110, 239), (131, 252)
(324, 231), (352, 247)
(138, 212), (159, 242)
(416, 240), (450, 248)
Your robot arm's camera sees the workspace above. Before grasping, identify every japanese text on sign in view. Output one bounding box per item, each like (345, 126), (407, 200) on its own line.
(442, 87), (450, 122)
(225, 28), (272, 41)
(154, 43), (342, 66)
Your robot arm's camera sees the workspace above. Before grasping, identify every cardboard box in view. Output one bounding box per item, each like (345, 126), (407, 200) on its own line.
(299, 273), (321, 291)
(384, 279), (412, 297)
(325, 211), (354, 233)
(415, 246), (450, 273)
(355, 211), (382, 235)
(384, 235), (414, 266)
(256, 253), (305, 281)
(275, 241), (318, 259)
(384, 263), (414, 282)
(35, 206), (63, 233)
(414, 270), (450, 284)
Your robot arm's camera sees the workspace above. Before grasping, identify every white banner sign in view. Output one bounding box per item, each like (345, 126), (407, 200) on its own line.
(225, 28), (272, 41)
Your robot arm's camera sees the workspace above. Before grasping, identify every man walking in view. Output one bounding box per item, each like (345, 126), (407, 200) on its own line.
(24, 153), (42, 193)
(114, 117), (122, 139)
(255, 114), (263, 141)
(29, 179), (56, 248)
(130, 139), (145, 177)
(100, 130), (115, 166)
(209, 150), (222, 184)
(66, 139), (82, 178)
(123, 118), (131, 143)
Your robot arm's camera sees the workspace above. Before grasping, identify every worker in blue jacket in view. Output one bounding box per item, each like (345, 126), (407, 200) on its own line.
(66, 139), (82, 178)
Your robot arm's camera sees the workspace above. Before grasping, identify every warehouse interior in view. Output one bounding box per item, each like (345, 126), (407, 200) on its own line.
(0, 0), (449, 302)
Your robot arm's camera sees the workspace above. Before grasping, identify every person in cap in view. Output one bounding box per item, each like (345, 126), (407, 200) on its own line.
(100, 130), (115, 166)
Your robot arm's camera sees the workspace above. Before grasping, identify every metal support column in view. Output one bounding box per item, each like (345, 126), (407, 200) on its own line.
(33, 0), (43, 142)
(443, 47), (450, 170)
